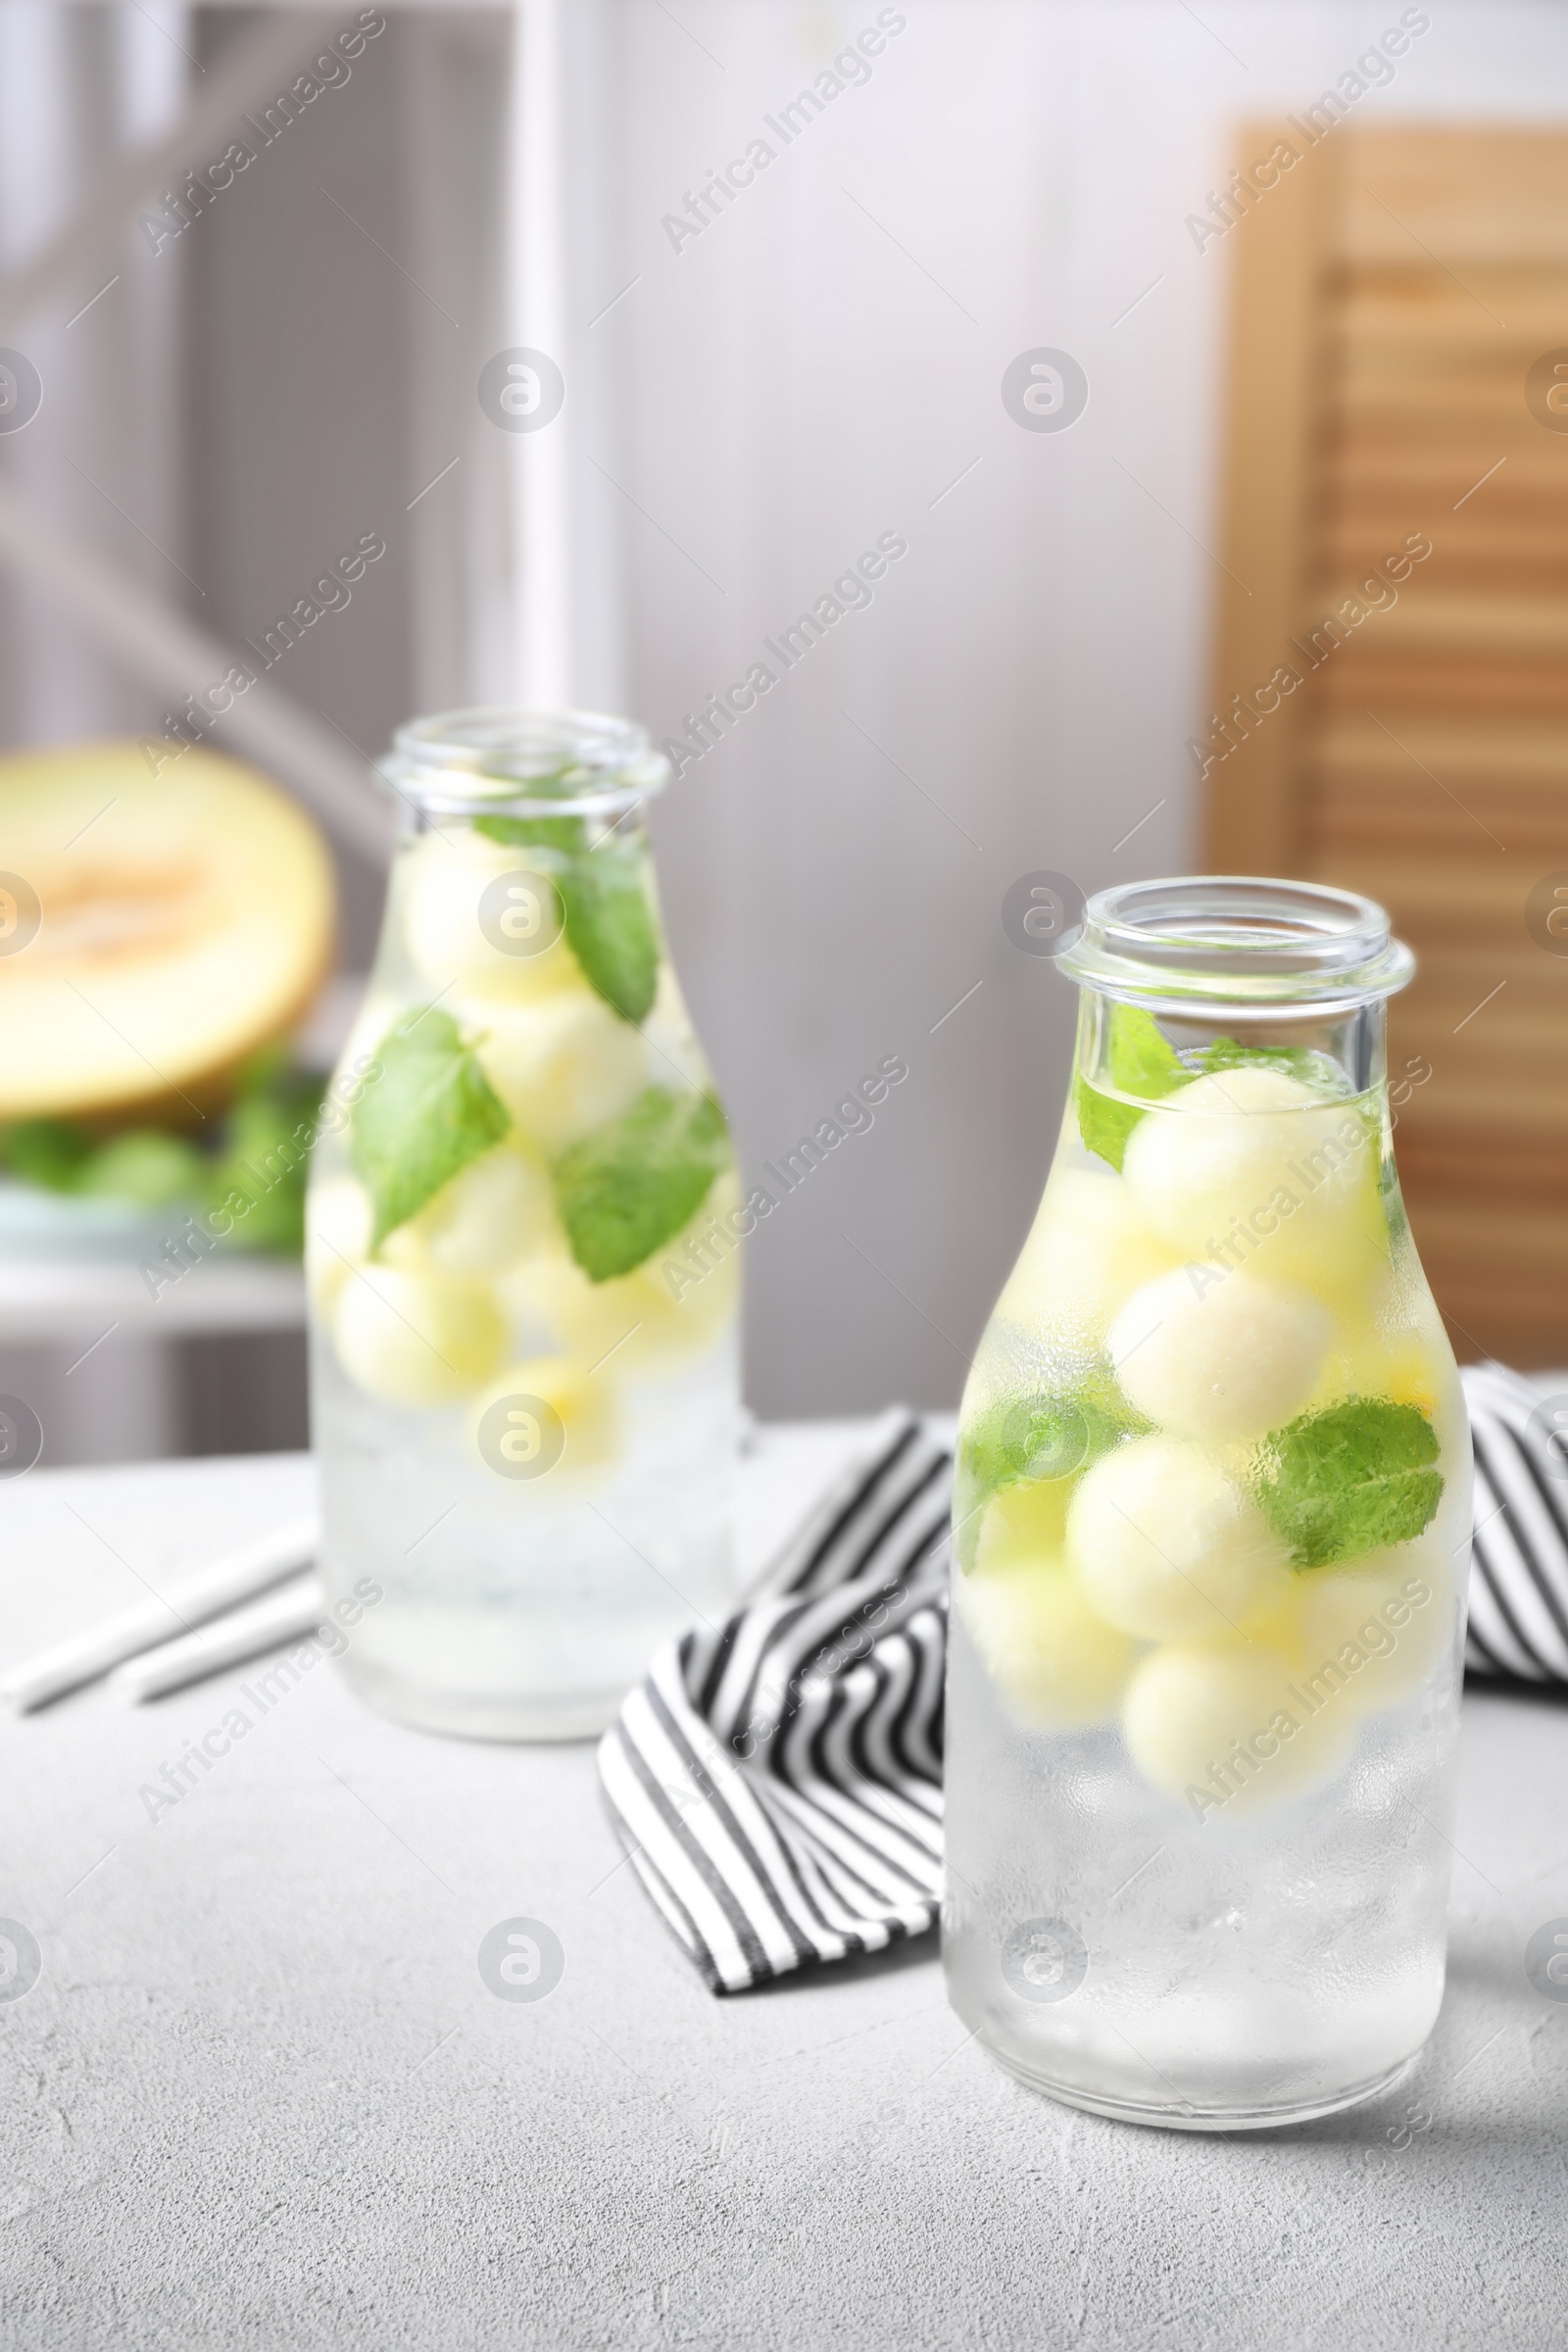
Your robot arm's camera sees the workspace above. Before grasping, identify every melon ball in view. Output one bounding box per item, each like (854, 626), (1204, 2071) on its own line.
(401, 831), (577, 1004)
(1291, 1536), (1452, 1716)
(1122, 1066), (1379, 1294)
(957, 1559), (1138, 1732)
(967, 1474), (1077, 1573)
(620, 1166), (744, 1367)
(332, 1265), (506, 1406)
(1109, 1267), (1330, 1444)
(997, 1168), (1182, 1348)
(512, 1169), (741, 1375)
(470, 1353), (624, 1484)
(1121, 1641), (1355, 1811)
(305, 1174), (372, 1313)
(1328, 1290), (1446, 1421)
(1067, 1436), (1291, 1642)
(469, 986), (648, 1152)
(384, 1145), (557, 1278)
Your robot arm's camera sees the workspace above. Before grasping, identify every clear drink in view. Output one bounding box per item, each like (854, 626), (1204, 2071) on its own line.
(308, 710), (741, 1740)
(944, 879), (1471, 2128)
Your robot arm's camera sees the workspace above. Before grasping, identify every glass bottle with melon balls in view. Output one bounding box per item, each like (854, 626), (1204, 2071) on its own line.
(944, 878), (1470, 2129)
(307, 710), (742, 1740)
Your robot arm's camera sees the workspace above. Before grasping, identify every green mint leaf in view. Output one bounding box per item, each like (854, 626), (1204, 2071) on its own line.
(1109, 1005), (1188, 1097)
(1200, 1037), (1353, 1098)
(1252, 1395), (1444, 1568)
(554, 1086), (730, 1281)
(1076, 1013), (1359, 1169)
(558, 847), (660, 1025)
(210, 1102), (312, 1252)
(473, 822), (661, 1025)
(77, 1132), (206, 1210)
(206, 1061), (325, 1253)
(473, 813), (586, 857)
(1075, 1005), (1188, 1171)
(955, 1380), (1147, 1570)
(351, 1007), (511, 1248)
(3, 1117), (96, 1193)
(1073, 1075), (1142, 1173)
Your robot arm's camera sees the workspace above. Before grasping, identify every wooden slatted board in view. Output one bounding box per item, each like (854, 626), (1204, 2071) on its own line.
(1203, 122), (1568, 1365)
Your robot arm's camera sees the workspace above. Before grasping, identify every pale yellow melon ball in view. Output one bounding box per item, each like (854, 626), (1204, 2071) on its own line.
(957, 1559), (1138, 1732)
(1067, 1436), (1291, 1642)
(1290, 1536), (1452, 1716)
(1122, 1066), (1381, 1294)
(332, 1265), (506, 1406)
(517, 1254), (652, 1370)
(470, 1353), (624, 1484)
(1326, 1286), (1446, 1420)
(1122, 1640), (1356, 1810)
(401, 830), (577, 1003)
(469, 986), (648, 1152)
(513, 1169), (741, 1374)
(305, 1174), (372, 1313)
(967, 1474), (1078, 1572)
(621, 1167), (744, 1366)
(1109, 1266), (1330, 1444)
(997, 1168), (1183, 1348)
(383, 1145), (557, 1278)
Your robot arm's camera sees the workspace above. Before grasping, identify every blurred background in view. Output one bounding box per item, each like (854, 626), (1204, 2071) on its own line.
(0, 0), (1565, 1461)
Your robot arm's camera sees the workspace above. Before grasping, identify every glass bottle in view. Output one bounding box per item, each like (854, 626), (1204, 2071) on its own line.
(307, 709), (742, 1740)
(944, 878), (1471, 2129)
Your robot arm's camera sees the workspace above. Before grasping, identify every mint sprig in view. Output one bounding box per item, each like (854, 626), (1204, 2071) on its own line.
(4, 1117), (98, 1192)
(1200, 1037), (1352, 1098)
(1075, 1006), (1354, 1170)
(559, 845), (660, 1025)
(473, 818), (660, 1027)
(553, 1086), (730, 1281)
(1074, 1005), (1187, 1171)
(1251, 1394), (1444, 1568)
(955, 1379), (1146, 1570)
(350, 1006), (511, 1247)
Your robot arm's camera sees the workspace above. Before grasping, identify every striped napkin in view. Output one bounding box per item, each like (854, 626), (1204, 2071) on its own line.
(1462, 1362), (1568, 1681)
(601, 1367), (1568, 1993)
(598, 1409), (949, 1993)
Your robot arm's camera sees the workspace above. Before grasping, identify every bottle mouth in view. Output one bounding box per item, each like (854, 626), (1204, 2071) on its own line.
(379, 707), (670, 819)
(1055, 876), (1415, 1012)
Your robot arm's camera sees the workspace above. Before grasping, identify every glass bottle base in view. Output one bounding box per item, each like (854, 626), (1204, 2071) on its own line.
(338, 1651), (621, 1742)
(979, 2034), (1418, 2132)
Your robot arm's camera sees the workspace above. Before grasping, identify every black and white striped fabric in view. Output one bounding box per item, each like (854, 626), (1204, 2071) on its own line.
(1461, 1362), (1568, 1683)
(597, 1409), (950, 1993)
(603, 1368), (1568, 1993)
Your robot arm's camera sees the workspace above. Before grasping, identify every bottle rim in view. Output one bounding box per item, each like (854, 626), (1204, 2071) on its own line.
(378, 707), (670, 819)
(1055, 875), (1415, 1010)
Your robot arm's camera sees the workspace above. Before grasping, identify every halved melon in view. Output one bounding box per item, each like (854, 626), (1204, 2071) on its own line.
(0, 740), (335, 1118)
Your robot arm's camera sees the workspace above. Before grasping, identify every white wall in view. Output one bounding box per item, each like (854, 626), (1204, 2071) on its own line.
(609, 0), (1568, 1412)
(5, 0), (1567, 1450)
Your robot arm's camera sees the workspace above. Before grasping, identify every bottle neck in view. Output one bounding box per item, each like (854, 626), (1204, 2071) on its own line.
(393, 796), (649, 851)
(1073, 990), (1389, 1102)
(380, 706), (668, 828)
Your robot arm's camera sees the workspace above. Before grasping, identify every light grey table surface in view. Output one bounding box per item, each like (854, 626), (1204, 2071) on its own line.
(2, 1432), (1566, 2352)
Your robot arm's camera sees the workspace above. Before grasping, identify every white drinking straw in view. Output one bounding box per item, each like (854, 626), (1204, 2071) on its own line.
(0, 1511), (319, 1712)
(110, 1573), (327, 1702)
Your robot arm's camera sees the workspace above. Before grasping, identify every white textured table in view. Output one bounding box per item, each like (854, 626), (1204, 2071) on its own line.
(3, 1438), (1567, 2352)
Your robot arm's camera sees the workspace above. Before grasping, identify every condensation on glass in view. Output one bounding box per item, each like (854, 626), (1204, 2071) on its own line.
(307, 709), (741, 1740)
(944, 877), (1471, 2129)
